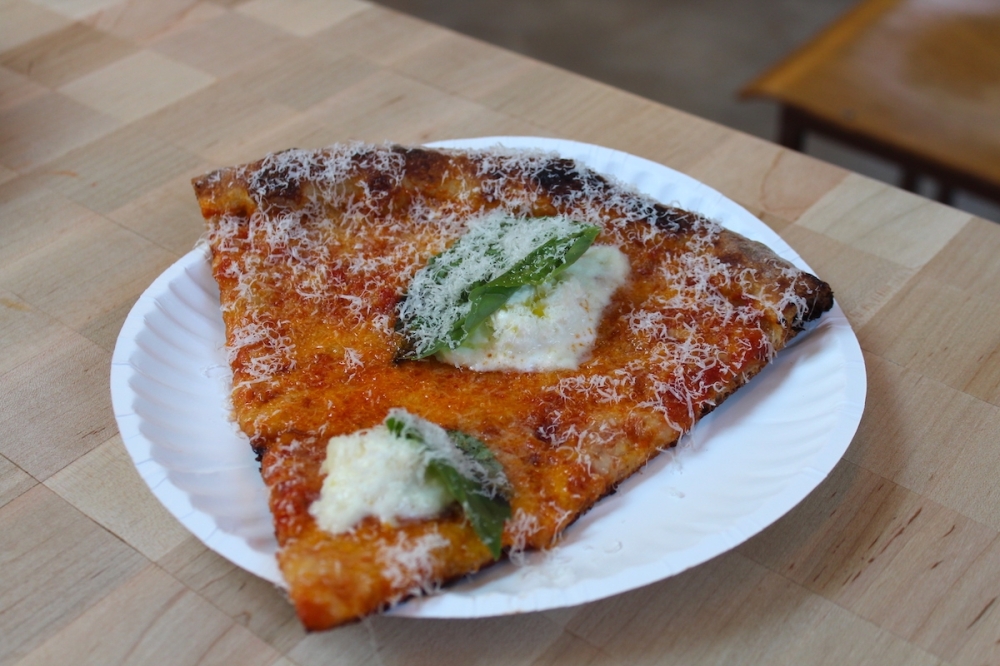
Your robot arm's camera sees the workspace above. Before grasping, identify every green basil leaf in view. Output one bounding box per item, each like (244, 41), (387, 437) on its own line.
(426, 458), (510, 559)
(446, 429), (511, 495)
(484, 227), (601, 288)
(385, 412), (511, 559)
(396, 217), (601, 360)
(385, 414), (409, 440)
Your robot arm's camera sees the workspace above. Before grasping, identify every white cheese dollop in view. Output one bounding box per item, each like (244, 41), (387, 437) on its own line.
(437, 244), (630, 371)
(309, 425), (451, 535)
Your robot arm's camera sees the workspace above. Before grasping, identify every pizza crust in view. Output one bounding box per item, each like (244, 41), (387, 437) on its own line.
(193, 143), (833, 629)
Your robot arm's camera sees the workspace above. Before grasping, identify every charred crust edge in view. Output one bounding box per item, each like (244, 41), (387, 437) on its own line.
(533, 158), (609, 197)
(653, 204), (703, 235)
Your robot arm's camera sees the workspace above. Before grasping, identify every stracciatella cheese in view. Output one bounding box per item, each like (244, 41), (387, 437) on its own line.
(437, 245), (630, 371)
(309, 425), (451, 534)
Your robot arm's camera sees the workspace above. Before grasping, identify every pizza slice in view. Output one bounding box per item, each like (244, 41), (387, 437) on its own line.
(192, 142), (833, 630)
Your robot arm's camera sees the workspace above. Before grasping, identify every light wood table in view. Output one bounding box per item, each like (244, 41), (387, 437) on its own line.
(2, 1), (1000, 664)
(741, 0), (1000, 205)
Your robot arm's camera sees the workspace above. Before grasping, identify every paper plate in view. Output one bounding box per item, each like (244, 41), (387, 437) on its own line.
(110, 137), (866, 617)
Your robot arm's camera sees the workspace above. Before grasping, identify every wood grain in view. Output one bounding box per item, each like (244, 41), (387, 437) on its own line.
(58, 50), (215, 123)
(235, 0), (370, 38)
(686, 134), (849, 223)
(0, 453), (35, 509)
(158, 537), (307, 653)
(0, 1), (72, 53)
(45, 436), (191, 560)
(0, 486), (147, 664)
(0, 22), (137, 88)
(0, 92), (120, 171)
(3, 1), (1000, 663)
(16, 565), (284, 666)
(82, 0), (226, 44)
(0, 328), (114, 479)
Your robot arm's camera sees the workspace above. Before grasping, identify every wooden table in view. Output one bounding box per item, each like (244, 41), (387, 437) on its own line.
(3, 1), (1000, 664)
(741, 0), (1000, 205)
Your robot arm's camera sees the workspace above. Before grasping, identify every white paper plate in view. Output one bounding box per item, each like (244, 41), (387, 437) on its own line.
(111, 137), (866, 618)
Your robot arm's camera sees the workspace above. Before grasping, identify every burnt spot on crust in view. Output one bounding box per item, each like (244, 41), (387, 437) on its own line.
(191, 170), (223, 200)
(534, 158), (606, 197)
(251, 439), (267, 463)
(256, 169), (303, 202)
(368, 172), (395, 199)
(396, 146), (444, 179)
(245, 149), (310, 206)
(395, 146), (450, 196)
(392, 146), (468, 207)
(653, 204), (702, 235)
(798, 274), (835, 322)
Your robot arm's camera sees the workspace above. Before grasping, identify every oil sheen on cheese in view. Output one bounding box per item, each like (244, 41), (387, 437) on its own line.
(309, 425), (451, 534)
(437, 244), (630, 371)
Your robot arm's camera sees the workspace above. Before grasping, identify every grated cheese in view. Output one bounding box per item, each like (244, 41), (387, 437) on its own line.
(207, 142), (816, 492)
(437, 244), (630, 371)
(201, 142), (830, 615)
(308, 422), (453, 536)
(379, 530), (450, 600)
(396, 211), (598, 358)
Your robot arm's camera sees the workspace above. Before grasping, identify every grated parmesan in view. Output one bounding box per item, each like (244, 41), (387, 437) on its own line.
(198, 142), (831, 623)
(437, 244), (630, 371)
(208, 142), (812, 441)
(308, 422), (453, 536)
(396, 211), (598, 358)
(206, 141), (817, 494)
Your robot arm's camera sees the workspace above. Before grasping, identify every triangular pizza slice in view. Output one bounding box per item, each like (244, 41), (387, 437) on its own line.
(192, 143), (833, 630)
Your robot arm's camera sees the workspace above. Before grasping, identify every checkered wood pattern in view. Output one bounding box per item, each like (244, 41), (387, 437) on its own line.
(3, 1), (1000, 664)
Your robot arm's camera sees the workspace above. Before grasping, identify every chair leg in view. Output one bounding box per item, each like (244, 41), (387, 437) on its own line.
(778, 106), (806, 152)
(901, 168), (919, 192)
(938, 182), (956, 206)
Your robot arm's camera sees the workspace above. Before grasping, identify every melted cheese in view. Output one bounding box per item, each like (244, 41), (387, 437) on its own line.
(437, 245), (630, 371)
(197, 143), (831, 629)
(207, 143), (814, 457)
(211, 144), (807, 425)
(397, 211), (598, 359)
(309, 425), (451, 534)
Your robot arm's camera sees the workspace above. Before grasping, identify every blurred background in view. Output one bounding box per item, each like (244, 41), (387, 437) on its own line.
(376, 0), (1000, 223)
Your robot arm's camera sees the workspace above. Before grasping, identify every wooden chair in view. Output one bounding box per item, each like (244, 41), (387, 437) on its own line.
(740, 0), (1000, 206)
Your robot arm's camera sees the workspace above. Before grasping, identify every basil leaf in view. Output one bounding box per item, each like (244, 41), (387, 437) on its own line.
(447, 429), (511, 495)
(456, 227), (600, 347)
(385, 414), (410, 440)
(396, 217), (601, 360)
(385, 412), (511, 559)
(426, 458), (511, 559)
